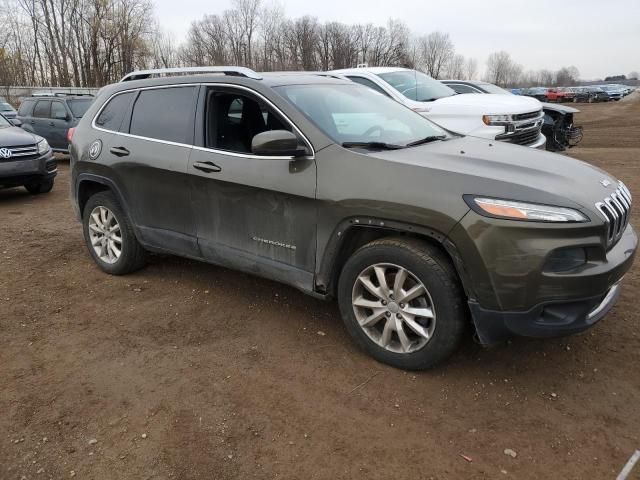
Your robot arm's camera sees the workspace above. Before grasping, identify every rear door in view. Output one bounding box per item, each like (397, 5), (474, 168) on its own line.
(188, 85), (317, 291)
(49, 100), (71, 149)
(106, 85), (200, 256)
(30, 100), (52, 140)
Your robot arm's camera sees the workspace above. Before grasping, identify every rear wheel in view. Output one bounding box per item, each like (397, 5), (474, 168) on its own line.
(24, 179), (54, 194)
(338, 238), (466, 370)
(82, 191), (146, 275)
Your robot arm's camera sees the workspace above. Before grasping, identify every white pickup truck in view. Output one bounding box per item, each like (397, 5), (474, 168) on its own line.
(330, 67), (546, 149)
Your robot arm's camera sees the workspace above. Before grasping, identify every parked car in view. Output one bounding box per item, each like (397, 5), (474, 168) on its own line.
(441, 80), (583, 152)
(330, 67), (546, 148)
(0, 113), (57, 194)
(69, 66), (636, 370)
(576, 86), (610, 103)
(523, 87), (548, 101)
(17, 94), (94, 152)
(0, 101), (18, 120)
(598, 85), (623, 101)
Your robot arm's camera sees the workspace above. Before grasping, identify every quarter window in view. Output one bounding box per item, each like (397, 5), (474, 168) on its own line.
(33, 100), (51, 118)
(129, 87), (197, 144)
(95, 92), (135, 132)
(17, 100), (34, 116)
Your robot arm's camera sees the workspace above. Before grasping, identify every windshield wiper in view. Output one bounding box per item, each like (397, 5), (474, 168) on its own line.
(342, 141), (405, 150)
(405, 135), (446, 147)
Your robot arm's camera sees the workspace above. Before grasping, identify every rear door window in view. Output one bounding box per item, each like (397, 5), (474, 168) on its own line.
(51, 101), (67, 119)
(129, 87), (197, 144)
(95, 92), (135, 132)
(33, 100), (51, 118)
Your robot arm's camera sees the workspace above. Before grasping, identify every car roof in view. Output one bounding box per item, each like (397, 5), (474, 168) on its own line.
(104, 72), (350, 95)
(331, 67), (410, 75)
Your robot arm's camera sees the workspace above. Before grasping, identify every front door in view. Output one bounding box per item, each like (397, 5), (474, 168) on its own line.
(188, 86), (317, 291)
(49, 101), (71, 150)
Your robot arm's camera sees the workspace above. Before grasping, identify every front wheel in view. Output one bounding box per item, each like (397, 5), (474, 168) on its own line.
(338, 238), (466, 370)
(24, 179), (54, 194)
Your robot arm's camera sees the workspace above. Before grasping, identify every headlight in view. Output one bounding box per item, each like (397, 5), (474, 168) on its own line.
(37, 139), (50, 155)
(468, 197), (588, 222)
(482, 114), (511, 125)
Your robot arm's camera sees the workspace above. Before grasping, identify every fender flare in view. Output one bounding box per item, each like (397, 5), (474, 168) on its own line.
(315, 216), (477, 301)
(75, 173), (131, 217)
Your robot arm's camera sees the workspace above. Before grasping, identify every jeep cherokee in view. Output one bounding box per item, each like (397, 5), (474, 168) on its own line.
(69, 67), (636, 370)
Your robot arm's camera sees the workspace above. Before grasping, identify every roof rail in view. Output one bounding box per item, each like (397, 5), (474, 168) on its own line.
(120, 66), (263, 82)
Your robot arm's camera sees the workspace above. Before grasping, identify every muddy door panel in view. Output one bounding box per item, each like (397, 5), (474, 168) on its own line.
(188, 148), (317, 291)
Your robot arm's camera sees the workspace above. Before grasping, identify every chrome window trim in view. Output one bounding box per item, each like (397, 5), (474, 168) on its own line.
(91, 82), (315, 160)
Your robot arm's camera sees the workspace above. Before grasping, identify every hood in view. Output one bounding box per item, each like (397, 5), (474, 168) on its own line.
(424, 93), (543, 116)
(0, 125), (42, 147)
(541, 102), (579, 114)
(371, 136), (618, 213)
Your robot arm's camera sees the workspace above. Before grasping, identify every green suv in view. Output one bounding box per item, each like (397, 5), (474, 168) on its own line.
(69, 67), (636, 369)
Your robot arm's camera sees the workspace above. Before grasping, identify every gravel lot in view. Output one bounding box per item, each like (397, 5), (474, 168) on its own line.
(1, 93), (639, 479)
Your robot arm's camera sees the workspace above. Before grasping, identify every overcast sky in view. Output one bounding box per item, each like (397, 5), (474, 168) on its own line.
(154, 0), (640, 80)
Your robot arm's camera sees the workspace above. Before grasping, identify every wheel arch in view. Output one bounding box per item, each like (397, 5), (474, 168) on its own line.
(316, 217), (477, 302)
(75, 174), (130, 220)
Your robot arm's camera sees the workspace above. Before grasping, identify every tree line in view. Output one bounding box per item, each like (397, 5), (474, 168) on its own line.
(0, 0), (623, 91)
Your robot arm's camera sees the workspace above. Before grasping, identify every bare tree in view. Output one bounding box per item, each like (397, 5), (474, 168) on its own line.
(416, 31), (454, 79)
(464, 57), (477, 80)
(485, 50), (522, 87)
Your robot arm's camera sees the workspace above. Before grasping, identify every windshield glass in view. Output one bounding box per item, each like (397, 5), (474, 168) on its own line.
(0, 102), (14, 112)
(275, 84), (447, 146)
(0, 114), (11, 127)
(68, 99), (93, 118)
(377, 70), (455, 102)
(479, 83), (512, 95)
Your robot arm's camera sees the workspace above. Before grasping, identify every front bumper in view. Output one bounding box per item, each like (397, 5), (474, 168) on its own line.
(0, 151), (57, 188)
(469, 280), (623, 344)
(449, 214), (637, 344)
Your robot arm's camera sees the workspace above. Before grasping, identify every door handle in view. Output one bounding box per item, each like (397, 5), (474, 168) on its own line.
(193, 161), (221, 173)
(49, 122), (55, 126)
(110, 146), (130, 157)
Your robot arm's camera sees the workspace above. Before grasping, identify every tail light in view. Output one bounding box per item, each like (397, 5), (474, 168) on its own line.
(67, 127), (75, 143)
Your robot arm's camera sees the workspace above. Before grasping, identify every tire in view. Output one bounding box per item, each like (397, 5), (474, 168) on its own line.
(24, 179), (54, 194)
(82, 191), (146, 275)
(337, 237), (467, 370)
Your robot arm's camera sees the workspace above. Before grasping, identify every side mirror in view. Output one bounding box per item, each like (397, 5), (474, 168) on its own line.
(10, 118), (23, 127)
(251, 130), (306, 157)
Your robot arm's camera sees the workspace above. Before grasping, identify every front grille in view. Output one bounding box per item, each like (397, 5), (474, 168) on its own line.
(0, 144), (39, 161)
(512, 110), (542, 121)
(596, 182), (632, 248)
(500, 128), (541, 146)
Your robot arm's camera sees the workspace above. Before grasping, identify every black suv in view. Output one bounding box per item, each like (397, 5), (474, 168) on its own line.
(17, 94), (94, 153)
(0, 113), (56, 194)
(70, 67), (636, 369)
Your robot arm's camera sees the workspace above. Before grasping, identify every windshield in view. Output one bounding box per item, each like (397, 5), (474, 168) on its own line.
(0, 102), (14, 112)
(479, 83), (512, 95)
(0, 114), (11, 127)
(377, 70), (455, 102)
(275, 84), (447, 146)
(68, 99), (93, 118)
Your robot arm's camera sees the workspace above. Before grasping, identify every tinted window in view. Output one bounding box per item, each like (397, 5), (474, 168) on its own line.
(377, 70), (455, 102)
(51, 101), (67, 119)
(17, 100), (34, 116)
(130, 87), (196, 143)
(447, 84), (479, 94)
(347, 76), (390, 97)
(206, 89), (292, 154)
(96, 92), (135, 132)
(33, 100), (51, 118)
(68, 99), (93, 118)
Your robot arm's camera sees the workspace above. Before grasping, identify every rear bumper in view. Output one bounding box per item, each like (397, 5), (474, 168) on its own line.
(0, 151), (57, 187)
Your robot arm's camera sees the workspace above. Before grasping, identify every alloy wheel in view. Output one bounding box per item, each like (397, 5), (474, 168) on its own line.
(351, 263), (436, 354)
(88, 206), (122, 264)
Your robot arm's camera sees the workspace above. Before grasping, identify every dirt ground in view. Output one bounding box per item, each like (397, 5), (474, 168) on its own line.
(1, 94), (639, 480)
